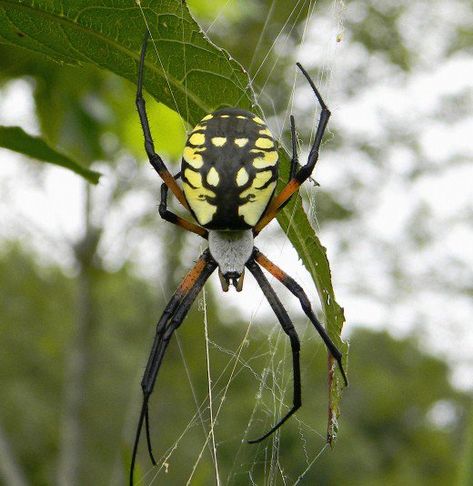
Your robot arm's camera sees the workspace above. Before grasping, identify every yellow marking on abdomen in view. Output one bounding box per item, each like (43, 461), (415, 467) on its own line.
(183, 169), (217, 226)
(254, 170), (273, 188)
(183, 146), (204, 169)
(184, 168), (202, 189)
(238, 179), (276, 226)
(255, 137), (274, 149)
(235, 138), (249, 147)
(207, 167), (220, 186)
(253, 116), (265, 125)
(259, 128), (273, 137)
(252, 150), (278, 168)
(236, 167), (249, 186)
(188, 132), (205, 146)
(202, 114), (213, 121)
(212, 137), (227, 147)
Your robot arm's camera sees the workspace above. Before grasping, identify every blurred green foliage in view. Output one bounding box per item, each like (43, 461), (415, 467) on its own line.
(0, 245), (469, 484)
(0, 125), (100, 183)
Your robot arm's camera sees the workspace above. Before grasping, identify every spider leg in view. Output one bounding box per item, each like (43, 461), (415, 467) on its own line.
(289, 115), (298, 180)
(144, 404), (155, 465)
(278, 115), (299, 213)
(246, 258), (302, 444)
(254, 249), (348, 386)
(130, 290), (183, 484)
(159, 182), (208, 238)
(130, 250), (217, 486)
(254, 63), (330, 235)
(136, 31), (189, 210)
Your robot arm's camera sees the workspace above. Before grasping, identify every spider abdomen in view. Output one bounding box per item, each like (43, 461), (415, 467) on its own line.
(182, 108), (279, 230)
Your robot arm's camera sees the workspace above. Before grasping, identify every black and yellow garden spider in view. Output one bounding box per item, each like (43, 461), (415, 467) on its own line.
(130, 32), (348, 485)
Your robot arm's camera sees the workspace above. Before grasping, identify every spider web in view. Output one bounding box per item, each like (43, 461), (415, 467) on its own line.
(133, 1), (345, 484)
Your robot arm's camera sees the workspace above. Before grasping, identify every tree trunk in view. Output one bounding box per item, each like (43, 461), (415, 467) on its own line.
(0, 422), (29, 486)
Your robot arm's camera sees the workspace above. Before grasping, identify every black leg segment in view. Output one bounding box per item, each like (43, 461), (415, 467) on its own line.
(159, 182), (208, 238)
(136, 31), (189, 209)
(254, 63), (331, 235)
(129, 250), (217, 485)
(254, 249), (348, 386)
(294, 62), (331, 181)
(246, 258), (302, 444)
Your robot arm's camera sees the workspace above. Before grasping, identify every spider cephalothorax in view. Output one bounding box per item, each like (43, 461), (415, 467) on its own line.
(130, 31), (348, 486)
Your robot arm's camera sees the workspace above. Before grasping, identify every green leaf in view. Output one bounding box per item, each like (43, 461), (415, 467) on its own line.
(277, 193), (348, 443)
(0, 126), (101, 184)
(0, 0), (254, 123)
(0, 0), (346, 437)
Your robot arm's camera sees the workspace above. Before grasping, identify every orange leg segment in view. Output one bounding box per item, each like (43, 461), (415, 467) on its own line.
(254, 249), (348, 386)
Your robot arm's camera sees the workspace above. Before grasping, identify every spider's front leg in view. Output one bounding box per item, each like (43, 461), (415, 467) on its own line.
(278, 115), (299, 212)
(254, 63), (331, 235)
(136, 31), (189, 210)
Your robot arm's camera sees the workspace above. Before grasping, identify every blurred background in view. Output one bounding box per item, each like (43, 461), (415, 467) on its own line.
(0, 0), (472, 484)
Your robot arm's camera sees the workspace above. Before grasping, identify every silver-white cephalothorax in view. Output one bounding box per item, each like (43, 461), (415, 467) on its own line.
(208, 229), (254, 291)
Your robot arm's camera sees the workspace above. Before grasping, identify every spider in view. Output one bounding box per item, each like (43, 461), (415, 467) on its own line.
(130, 32), (348, 485)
